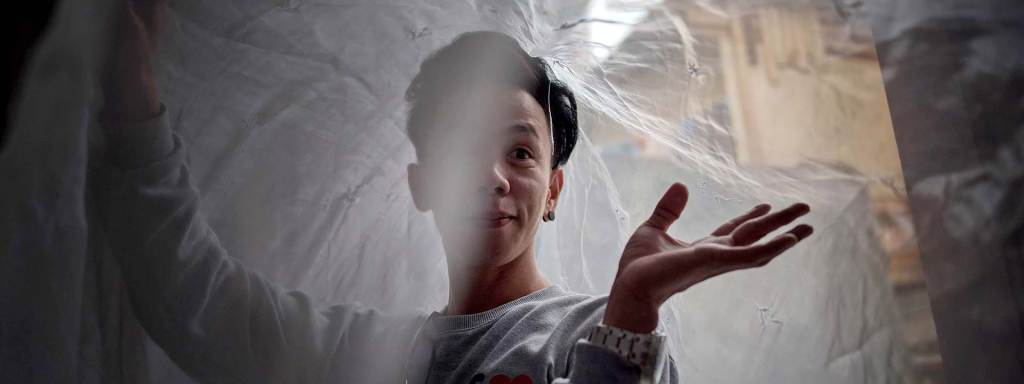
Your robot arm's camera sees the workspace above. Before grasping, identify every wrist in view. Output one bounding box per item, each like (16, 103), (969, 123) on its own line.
(586, 322), (668, 383)
(103, 75), (161, 121)
(604, 284), (660, 333)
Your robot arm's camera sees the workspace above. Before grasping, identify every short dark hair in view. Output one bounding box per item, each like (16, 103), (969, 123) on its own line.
(405, 31), (578, 168)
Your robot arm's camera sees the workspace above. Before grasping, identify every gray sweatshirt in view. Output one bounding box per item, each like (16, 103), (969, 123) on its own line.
(94, 106), (679, 383)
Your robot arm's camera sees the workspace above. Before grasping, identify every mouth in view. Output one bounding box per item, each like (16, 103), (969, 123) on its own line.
(471, 212), (516, 228)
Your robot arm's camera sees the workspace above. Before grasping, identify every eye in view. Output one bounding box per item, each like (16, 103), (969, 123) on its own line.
(510, 147), (534, 161)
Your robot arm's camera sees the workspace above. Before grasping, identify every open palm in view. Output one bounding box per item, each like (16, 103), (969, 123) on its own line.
(604, 183), (814, 332)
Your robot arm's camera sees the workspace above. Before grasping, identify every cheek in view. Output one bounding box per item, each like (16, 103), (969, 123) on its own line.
(509, 171), (550, 213)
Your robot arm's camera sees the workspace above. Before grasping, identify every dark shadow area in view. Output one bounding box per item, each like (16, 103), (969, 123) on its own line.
(875, 6), (1024, 383)
(1, 0), (59, 151)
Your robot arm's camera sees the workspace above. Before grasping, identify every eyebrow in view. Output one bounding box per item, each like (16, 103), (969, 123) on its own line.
(507, 122), (540, 140)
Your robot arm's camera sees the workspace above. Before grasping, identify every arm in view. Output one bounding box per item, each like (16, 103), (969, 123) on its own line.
(96, 2), (374, 382)
(97, 112), (351, 383)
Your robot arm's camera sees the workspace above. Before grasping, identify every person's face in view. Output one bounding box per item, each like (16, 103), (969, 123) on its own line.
(408, 86), (564, 269)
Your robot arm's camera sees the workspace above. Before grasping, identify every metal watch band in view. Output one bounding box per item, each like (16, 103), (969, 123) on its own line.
(587, 323), (667, 382)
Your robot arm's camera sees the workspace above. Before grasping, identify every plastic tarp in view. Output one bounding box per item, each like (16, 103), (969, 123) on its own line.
(3, 0), (962, 382)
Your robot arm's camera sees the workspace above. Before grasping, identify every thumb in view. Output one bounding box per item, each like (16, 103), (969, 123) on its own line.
(643, 182), (689, 231)
(131, 0), (167, 42)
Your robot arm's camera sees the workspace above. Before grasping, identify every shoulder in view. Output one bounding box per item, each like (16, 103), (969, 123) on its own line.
(549, 289), (609, 325)
(507, 288), (609, 345)
(511, 287), (607, 323)
(320, 301), (430, 345)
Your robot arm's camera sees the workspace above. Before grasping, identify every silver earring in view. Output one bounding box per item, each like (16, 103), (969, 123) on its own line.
(545, 211), (555, 222)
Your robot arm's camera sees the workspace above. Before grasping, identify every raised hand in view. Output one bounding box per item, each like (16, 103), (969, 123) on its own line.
(603, 183), (814, 333)
(102, 0), (167, 120)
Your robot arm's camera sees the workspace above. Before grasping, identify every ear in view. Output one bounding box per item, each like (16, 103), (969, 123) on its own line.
(547, 167), (564, 213)
(408, 163), (430, 212)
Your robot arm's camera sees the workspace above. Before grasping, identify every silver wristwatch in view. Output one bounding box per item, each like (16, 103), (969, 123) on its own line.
(587, 323), (668, 383)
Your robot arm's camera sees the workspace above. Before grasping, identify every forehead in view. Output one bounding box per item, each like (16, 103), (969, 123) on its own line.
(433, 86), (550, 141)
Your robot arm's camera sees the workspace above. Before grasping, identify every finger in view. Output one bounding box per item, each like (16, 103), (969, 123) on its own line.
(708, 233), (800, 273)
(786, 224), (814, 241)
(130, 0), (166, 42)
(731, 203), (810, 245)
(647, 234), (800, 295)
(104, 1), (142, 64)
(711, 203), (771, 237)
(642, 183), (689, 232)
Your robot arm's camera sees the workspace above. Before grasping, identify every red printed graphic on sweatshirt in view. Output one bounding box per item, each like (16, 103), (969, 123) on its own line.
(469, 373), (533, 384)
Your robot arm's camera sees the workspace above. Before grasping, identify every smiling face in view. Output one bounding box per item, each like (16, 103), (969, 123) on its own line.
(408, 85), (563, 269)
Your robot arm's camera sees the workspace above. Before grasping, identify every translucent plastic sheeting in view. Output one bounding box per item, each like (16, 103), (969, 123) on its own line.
(2, 0), (911, 383)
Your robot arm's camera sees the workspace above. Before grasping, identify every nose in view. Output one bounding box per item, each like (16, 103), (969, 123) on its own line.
(478, 162), (510, 196)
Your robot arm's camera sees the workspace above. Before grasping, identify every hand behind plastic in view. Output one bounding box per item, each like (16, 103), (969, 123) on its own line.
(102, 0), (165, 120)
(603, 183), (814, 333)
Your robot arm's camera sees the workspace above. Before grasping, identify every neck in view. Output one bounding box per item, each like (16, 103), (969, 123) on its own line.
(445, 246), (551, 315)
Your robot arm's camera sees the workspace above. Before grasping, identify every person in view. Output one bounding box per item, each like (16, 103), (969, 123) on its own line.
(97, 1), (814, 383)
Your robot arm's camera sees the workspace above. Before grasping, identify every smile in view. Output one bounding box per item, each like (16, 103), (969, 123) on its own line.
(485, 216), (513, 228)
(472, 213), (515, 228)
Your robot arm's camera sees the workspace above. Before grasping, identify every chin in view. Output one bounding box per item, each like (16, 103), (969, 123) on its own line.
(478, 236), (514, 260)
(465, 231), (521, 267)
(438, 218), (526, 266)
